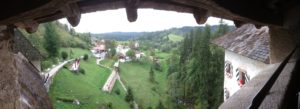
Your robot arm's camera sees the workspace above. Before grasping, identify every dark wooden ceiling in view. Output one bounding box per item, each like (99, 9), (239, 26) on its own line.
(0, 0), (298, 29)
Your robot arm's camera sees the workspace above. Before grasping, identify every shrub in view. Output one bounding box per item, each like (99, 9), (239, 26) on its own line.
(151, 87), (157, 92)
(63, 65), (68, 69)
(129, 103), (134, 108)
(61, 51), (68, 60)
(115, 88), (120, 95)
(79, 68), (85, 74)
(156, 101), (165, 109)
(125, 88), (134, 102)
(83, 54), (89, 61)
(149, 67), (155, 83)
(41, 60), (52, 71)
(107, 102), (112, 109)
(153, 62), (163, 72)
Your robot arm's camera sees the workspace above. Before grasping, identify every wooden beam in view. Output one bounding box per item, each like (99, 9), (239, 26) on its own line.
(25, 25), (39, 33)
(14, 20), (39, 33)
(125, 7), (138, 22)
(126, 0), (139, 22)
(62, 3), (81, 27)
(193, 9), (210, 24)
(67, 14), (81, 27)
(0, 0), (75, 25)
(24, 21), (39, 33)
(233, 20), (246, 28)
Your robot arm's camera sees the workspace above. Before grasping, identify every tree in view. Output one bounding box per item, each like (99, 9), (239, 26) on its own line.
(149, 67), (155, 83)
(150, 48), (155, 57)
(126, 49), (135, 60)
(214, 19), (230, 38)
(61, 51), (68, 60)
(44, 22), (60, 58)
(109, 48), (116, 58)
(70, 28), (76, 36)
(125, 88), (134, 102)
(167, 25), (225, 108)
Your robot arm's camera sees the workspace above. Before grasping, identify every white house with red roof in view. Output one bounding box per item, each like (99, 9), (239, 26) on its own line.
(92, 40), (107, 60)
(212, 24), (272, 101)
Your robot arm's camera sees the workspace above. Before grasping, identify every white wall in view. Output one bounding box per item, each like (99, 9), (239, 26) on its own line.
(224, 50), (269, 100)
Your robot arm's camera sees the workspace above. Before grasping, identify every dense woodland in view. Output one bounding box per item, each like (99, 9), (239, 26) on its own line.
(166, 23), (230, 108)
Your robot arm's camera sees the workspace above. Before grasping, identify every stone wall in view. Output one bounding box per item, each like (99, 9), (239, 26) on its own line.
(0, 48), (52, 109)
(0, 28), (51, 109)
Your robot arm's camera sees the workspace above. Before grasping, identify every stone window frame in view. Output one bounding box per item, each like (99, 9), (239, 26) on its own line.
(224, 61), (233, 79)
(235, 68), (250, 87)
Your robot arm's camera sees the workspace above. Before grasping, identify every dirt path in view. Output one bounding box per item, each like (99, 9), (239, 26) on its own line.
(43, 59), (73, 91)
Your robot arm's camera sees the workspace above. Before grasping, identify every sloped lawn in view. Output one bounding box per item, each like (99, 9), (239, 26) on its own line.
(119, 58), (169, 109)
(49, 57), (130, 109)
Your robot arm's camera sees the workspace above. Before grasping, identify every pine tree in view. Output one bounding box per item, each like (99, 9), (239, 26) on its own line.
(168, 25), (225, 108)
(214, 19), (230, 38)
(44, 22), (60, 58)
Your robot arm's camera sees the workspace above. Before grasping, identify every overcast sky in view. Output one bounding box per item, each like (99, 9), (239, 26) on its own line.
(59, 9), (234, 33)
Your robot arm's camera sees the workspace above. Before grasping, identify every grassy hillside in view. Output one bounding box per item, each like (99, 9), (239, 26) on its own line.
(119, 58), (169, 109)
(59, 48), (91, 59)
(167, 34), (183, 42)
(49, 50), (130, 109)
(19, 21), (88, 57)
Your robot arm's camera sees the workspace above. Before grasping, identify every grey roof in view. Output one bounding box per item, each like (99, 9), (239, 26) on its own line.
(13, 29), (43, 61)
(212, 24), (270, 64)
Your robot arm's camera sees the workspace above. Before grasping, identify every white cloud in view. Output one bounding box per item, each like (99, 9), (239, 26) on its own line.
(59, 8), (234, 33)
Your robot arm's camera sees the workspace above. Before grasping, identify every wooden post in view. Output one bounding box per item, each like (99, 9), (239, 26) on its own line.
(126, 0), (139, 22)
(14, 20), (39, 33)
(62, 3), (81, 27)
(193, 9), (209, 24)
(233, 20), (245, 28)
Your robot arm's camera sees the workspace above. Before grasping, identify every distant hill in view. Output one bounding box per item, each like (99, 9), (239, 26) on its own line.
(91, 32), (145, 41)
(91, 25), (235, 41)
(167, 34), (184, 42)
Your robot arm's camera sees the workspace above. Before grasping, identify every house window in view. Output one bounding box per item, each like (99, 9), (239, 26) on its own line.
(224, 88), (230, 100)
(224, 61), (233, 79)
(235, 68), (250, 87)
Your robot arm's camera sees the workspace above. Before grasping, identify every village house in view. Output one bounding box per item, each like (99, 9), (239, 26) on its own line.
(13, 29), (43, 71)
(134, 41), (139, 49)
(92, 40), (107, 60)
(212, 24), (271, 101)
(116, 45), (131, 62)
